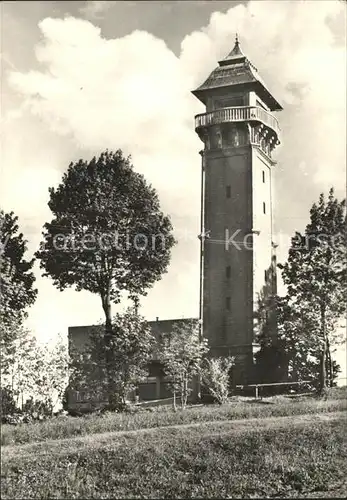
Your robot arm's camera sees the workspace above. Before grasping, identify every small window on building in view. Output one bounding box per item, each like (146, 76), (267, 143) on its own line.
(262, 170), (265, 183)
(215, 96), (245, 109)
(226, 185), (231, 198)
(226, 266), (231, 279)
(263, 202), (266, 214)
(226, 297), (231, 311)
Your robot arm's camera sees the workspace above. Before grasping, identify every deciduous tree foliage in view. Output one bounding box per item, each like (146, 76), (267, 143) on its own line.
(201, 356), (235, 404)
(160, 320), (208, 410)
(257, 188), (346, 393)
(69, 308), (153, 410)
(36, 150), (175, 327)
(0, 211), (67, 418)
(256, 296), (341, 390)
(0, 319), (68, 415)
(0, 210), (37, 326)
(36, 150), (176, 407)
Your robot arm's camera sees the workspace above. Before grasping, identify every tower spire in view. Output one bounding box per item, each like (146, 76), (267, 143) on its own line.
(218, 33), (245, 66)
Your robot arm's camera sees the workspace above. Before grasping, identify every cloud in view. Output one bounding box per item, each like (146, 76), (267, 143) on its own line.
(0, 53), (18, 71)
(79, 1), (113, 20)
(9, 2), (346, 216)
(9, 16), (201, 211)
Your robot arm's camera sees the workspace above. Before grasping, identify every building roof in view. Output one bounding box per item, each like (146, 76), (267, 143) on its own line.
(68, 318), (197, 336)
(148, 317), (197, 340)
(192, 36), (282, 111)
(69, 318), (198, 346)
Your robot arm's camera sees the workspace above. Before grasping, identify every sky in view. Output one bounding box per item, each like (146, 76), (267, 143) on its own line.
(1, 1), (346, 378)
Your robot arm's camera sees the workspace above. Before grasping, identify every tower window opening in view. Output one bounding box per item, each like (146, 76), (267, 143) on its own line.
(226, 266), (231, 279)
(214, 96), (244, 109)
(262, 170), (265, 183)
(263, 202), (266, 214)
(226, 185), (231, 198)
(226, 297), (231, 311)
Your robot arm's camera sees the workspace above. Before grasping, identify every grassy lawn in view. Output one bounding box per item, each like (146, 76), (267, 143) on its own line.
(2, 389), (346, 498)
(2, 388), (346, 446)
(2, 411), (346, 499)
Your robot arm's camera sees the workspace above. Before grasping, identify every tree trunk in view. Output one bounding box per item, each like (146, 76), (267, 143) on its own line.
(102, 295), (112, 333)
(319, 305), (327, 395)
(173, 388), (177, 411)
(101, 292), (117, 410)
(326, 337), (333, 387)
(184, 377), (188, 409)
(133, 296), (139, 315)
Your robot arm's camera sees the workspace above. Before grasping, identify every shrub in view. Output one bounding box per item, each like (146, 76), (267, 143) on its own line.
(201, 356), (234, 404)
(0, 388), (17, 423)
(22, 397), (54, 418)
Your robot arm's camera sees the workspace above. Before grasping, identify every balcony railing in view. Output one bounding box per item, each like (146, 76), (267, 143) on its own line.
(195, 106), (280, 137)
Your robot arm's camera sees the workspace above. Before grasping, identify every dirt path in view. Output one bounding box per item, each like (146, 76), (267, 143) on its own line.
(2, 410), (345, 460)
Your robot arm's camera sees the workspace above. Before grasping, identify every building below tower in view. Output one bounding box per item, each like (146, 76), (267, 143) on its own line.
(66, 318), (197, 412)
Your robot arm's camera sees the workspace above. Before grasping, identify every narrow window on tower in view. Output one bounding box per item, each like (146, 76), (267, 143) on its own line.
(263, 202), (266, 214)
(226, 185), (231, 198)
(262, 170), (265, 183)
(226, 266), (231, 279)
(226, 297), (231, 311)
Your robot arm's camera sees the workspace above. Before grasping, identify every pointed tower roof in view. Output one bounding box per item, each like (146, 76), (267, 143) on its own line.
(219, 34), (246, 65)
(192, 35), (282, 111)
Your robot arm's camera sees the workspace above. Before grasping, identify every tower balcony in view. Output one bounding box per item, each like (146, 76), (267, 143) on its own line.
(195, 105), (280, 142)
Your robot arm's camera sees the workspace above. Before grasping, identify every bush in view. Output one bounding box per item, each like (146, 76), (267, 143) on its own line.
(201, 356), (234, 404)
(1, 388), (17, 423)
(22, 397), (54, 419)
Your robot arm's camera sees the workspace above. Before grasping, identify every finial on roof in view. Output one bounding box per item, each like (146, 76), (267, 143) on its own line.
(218, 33), (245, 66)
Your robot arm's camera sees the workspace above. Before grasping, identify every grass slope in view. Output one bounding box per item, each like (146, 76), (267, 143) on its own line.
(2, 390), (346, 446)
(2, 412), (347, 499)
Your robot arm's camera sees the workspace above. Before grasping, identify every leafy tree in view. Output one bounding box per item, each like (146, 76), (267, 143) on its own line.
(0, 210), (37, 325)
(1, 320), (68, 413)
(36, 150), (176, 405)
(256, 296), (321, 390)
(256, 295), (342, 391)
(0, 319), (36, 407)
(69, 308), (153, 410)
(273, 188), (346, 393)
(160, 320), (208, 410)
(30, 333), (68, 413)
(201, 356), (234, 404)
(0, 387), (17, 422)
(36, 150), (175, 327)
